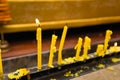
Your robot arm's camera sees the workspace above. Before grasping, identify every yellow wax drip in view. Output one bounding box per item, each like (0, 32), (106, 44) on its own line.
(111, 57), (120, 63)
(97, 64), (105, 69)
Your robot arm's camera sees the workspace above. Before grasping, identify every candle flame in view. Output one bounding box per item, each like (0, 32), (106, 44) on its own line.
(35, 18), (40, 26)
(114, 42), (117, 47)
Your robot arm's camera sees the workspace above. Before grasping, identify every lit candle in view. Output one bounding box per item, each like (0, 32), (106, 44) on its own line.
(74, 37), (82, 61)
(96, 44), (104, 57)
(48, 34), (58, 68)
(82, 36), (91, 59)
(0, 49), (3, 79)
(35, 18), (42, 70)
(109, 42), (120, 52)
(104, 30), (112, 53)
(58, 25), (68, 65)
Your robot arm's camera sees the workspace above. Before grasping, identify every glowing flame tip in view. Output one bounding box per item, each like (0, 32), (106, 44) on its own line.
(114, 42), (117, 47)
(35, 18), (40, 26)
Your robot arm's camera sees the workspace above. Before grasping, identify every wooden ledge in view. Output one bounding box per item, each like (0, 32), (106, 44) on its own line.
(1, 16), (120, 33)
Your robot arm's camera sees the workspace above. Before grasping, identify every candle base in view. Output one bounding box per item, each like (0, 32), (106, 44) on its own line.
(95, 51), (105, 57)
(48, 65), (54, 68)
(82, 55), (90, 60)
(0, 40), (9, 53)
(78, 57), (85, 61)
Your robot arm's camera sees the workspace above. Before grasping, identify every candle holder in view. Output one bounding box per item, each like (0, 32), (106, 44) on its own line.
(0, 33), (9, 53)
(5, 38), (120, 80)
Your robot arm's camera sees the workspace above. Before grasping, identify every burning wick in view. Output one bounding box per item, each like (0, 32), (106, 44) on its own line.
(35, 18), (40, 27)
(109, 42), (120, 52)
(114, 42), (117, 47)
(113, 42), (118, 52)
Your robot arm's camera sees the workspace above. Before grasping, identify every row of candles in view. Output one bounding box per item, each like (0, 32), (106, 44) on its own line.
(0, 19), (120, 79)
(36, 18), (119, 70)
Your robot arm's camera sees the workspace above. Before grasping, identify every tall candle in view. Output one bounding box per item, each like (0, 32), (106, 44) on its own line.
(82, 36), (91, 59)
(58, 25), (68, 65)
(0, 49), (3, 79)
(48, 34), (57, 68)
(36, 18), (42, 70)
(104, 30), (112, 52)
(74, 37), (82, 61)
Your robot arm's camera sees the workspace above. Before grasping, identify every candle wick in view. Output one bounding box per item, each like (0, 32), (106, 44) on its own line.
(35, 18), (40, 27)
(114, 42), (117, 47)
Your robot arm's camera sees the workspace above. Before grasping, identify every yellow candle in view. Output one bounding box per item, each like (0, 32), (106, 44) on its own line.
(58, 25), (68, 65)
(0, 49), (3, 79)
(96, 44), (104, 57)
(82, 36), (91, 59)
(48, 34), (58, 68)
(104, 30), (112, 53)
(36, 18), (42, 70)
(74, 37), (82, 61)
(114, 42), (118, 52)
(109, 42), (120, 52)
